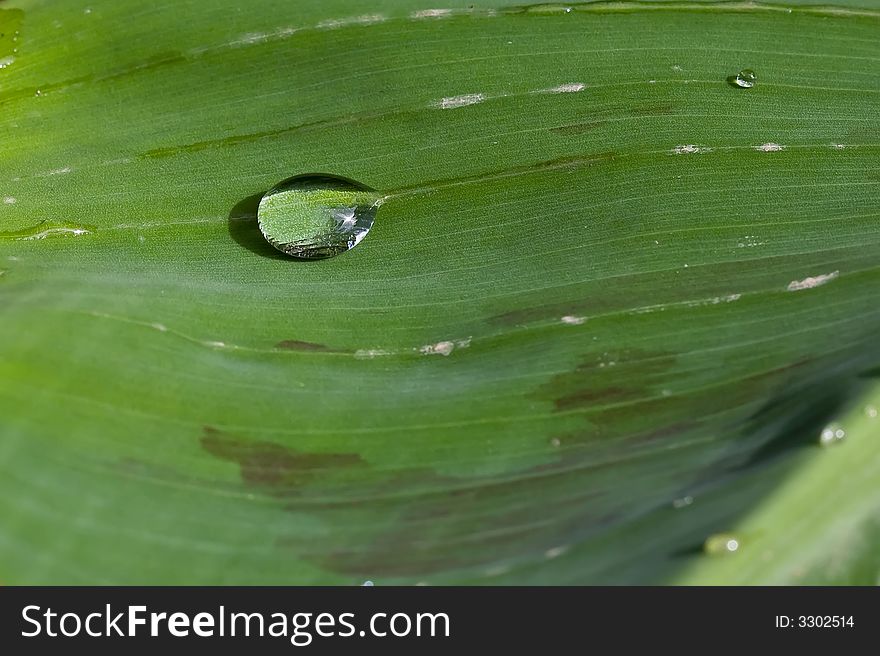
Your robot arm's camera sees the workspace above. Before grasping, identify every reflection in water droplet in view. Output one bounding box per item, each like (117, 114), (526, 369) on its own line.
(361, 580), (374, 587)
(704, 533), (740, 555)
(728, 69), (757, 89)
(819, 422), (846, 447)
(257, 174), (383, 259)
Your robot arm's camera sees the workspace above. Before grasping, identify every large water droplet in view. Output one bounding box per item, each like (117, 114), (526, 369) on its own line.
(728, 69), (757, 89)
(704, 533), (740, 556)
(257, 174), (382, 260)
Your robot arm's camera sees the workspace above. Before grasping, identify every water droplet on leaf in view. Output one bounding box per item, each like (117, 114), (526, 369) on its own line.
(672, 495), (693, 509)
(728, 69), (757, 89)
(257, 174), (382, 260)
(704, 533), (740, 555)
(819, 422), (846, 447)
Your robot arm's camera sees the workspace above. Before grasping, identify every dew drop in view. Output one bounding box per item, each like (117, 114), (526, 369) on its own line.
(361, 580), (374, 586)
(704, 533), (740, 555)
(866, 405), (878, 419)
(257, 174), (382, 260)
(819, 422), (846, 447)
(728, 69), (757, 89)
(672, 495), (693, 509)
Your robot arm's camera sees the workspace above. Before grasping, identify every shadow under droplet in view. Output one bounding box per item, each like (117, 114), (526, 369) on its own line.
(227, 191), (288, 260)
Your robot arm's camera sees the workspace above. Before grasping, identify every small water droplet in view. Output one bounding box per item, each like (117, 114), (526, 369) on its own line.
(361, 580), (374, 586)
(672, 495), (693, 509)
(704, 533), (740, 555)
(728, 69), (757, 89)
(257, 174), (382, 259)
(819, 422), (846, 447)
(866, 405), (878, 419)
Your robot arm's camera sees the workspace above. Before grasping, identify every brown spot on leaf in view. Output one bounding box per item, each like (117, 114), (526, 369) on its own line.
(541, 349), (678, 413)
(556, 386), (642, 410)
(201, 426), (362, 493)
(275, 340), (332, 352)
(289, 469), (606, 577)
(549, 103), (674, 137)
(489, 300), (594, 327)
(550, 121), (607, 136)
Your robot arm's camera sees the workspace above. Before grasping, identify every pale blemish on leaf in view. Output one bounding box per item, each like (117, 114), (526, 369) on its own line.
(420, 341), (455, 356)
(232, 32), (271, 45)
(536, 82), (586, 94)
(0, 221), (92, 240)
(317, 14), (386, 29)
(410, 9), (453, 19)
(672, 144), (711, 155)
(685, 293), (742, 308)
(483, 563), (512, 577)
(36, 167), (73, 177)
(354, 348), (394, 359)
(353, 336), (471, 359)
(787, 271), (839, 292)
(3, 197), (15, 204)
(737, 235), (766, 248)
(560, 315), (586, 325)
(755, 143), (785, 152)
(433, 93), (486, 109)
(544, 545), (570, 559)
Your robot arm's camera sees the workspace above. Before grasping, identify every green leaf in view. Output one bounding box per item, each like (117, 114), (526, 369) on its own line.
(1, 0), (879, 584)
